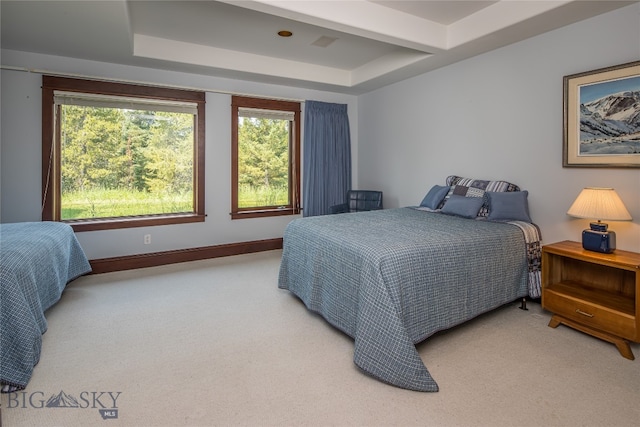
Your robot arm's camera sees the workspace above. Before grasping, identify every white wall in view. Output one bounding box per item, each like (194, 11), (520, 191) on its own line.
(0, 50), (358, 259)
(2, 5), (639, 258)
(358, 4), (640, 252)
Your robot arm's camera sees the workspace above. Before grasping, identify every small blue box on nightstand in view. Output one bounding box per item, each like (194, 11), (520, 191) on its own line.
(582, 229), (616, 253)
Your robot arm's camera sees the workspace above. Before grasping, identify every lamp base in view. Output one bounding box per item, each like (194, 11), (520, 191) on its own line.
(582, 229), (616, 253)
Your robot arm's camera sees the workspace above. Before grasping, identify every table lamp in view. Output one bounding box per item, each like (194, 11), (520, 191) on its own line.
(567, 187), (632, 253)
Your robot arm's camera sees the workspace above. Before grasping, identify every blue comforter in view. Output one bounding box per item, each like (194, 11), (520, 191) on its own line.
(1, 222), (91, 390)
(278, 208), (539, 391)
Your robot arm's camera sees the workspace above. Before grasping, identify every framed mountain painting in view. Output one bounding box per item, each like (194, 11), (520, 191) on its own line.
(563, 61), (640, 168)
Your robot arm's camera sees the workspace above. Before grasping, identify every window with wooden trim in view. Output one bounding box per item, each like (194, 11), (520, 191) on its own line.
(42, 76), (206, 232)
(231, 96), (301, 219)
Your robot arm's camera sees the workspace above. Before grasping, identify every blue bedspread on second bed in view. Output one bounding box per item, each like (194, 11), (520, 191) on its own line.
(1, 222), (92, 390)
(278, 208), (533, 392)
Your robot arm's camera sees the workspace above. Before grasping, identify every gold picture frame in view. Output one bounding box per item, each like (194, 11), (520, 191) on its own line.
(563, 60), (640, 168)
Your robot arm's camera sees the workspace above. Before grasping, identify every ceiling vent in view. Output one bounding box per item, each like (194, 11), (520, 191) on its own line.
(311, 36), (338, 48)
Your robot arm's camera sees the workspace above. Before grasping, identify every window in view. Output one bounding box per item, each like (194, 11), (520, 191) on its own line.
(231, 96), (300, 219)
(42, 76), (206, 231)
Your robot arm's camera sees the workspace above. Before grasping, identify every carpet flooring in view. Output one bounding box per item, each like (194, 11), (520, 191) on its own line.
(1, 250), (639, 426)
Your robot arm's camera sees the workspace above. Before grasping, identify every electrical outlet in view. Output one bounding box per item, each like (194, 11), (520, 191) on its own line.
(144, 234), (151, 245)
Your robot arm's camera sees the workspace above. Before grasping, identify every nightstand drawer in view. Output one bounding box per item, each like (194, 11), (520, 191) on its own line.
(543, 288), (635, 340)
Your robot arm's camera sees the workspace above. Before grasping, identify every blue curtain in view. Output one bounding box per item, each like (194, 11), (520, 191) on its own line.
(303, 101), (352, 217)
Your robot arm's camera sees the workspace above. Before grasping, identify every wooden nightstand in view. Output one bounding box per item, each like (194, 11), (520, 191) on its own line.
(541, 240), (640, 360)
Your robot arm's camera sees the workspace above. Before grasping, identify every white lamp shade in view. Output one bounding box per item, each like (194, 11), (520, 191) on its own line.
(567, 187), (632, 221)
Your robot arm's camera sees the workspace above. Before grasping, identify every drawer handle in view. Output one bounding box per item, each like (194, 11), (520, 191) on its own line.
(575, 309), (594, 318)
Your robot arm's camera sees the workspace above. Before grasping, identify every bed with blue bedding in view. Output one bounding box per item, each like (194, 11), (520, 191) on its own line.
(278, 176), (541, 392)
(1, 222), (91, 392)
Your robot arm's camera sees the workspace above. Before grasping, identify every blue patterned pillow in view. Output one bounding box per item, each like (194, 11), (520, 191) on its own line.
(437, 184), (485, 210)
(446, 175), (520, 192)
(486, 191), (532, 222)
(420, 185), (450, 209)
(442, 175), (521, 216)
(441, 195), (484, 219)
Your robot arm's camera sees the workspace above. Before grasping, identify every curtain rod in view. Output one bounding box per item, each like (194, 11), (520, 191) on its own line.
(0, 64), (305, 103)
